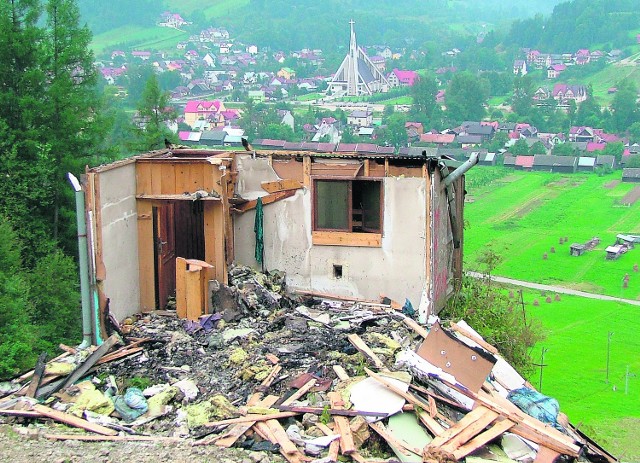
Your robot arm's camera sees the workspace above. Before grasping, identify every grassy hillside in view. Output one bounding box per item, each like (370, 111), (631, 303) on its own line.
(589, 52), (640, 103)
(520, 289), (640, 458)
(464, 169), (640, 299)
(91, 26), (188, 54)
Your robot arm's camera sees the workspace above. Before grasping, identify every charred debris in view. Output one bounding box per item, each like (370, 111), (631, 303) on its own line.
(0, 265), (617, 463)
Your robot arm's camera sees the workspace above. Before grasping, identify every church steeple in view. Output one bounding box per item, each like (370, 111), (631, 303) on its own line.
(327, 20), (389, 97)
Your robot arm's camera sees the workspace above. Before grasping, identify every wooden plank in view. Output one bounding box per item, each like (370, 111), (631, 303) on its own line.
(175, 163), (190, 194)
(303, 155), (311, 187)
(281, 378), (316, 406)
(311, 231), (381, 247)
(534, 445), (562, 463)
(364, 368), (429, 410)
(186, 265), (204, 321)
(369, 421), (422, 456)
(32, 404), (118, 436)
(416, 409), (445, 437)
(264, 417), (300, 456)
(190, 163), (206, 192)
(261, 179), (303, 193)
(0, 410), (42, 418)
(137, 200), (155, 311)
(150, 163), (163, 195)
(215, 396), (279, 448)
(294, 290), (386, 305)
(175, 257), (188, 319)
(136, 163), (152, 196)
(333, 365), (350, 381)
(428, 406), (496, 448)
(400, 315), (429, 338)
(206, 412), (299, 427)
(453, 418), (516, 460)
(233, 190), (297, 213)
(347, 334), (386, 370)
(328, 391), (356, 455)
(25, 352), (47, 398)
(45, 434), (181, 443)
(364, 159), (371, 177)
(160, 161), (176, 195)
(276, 406), (388, 418)
(438, 407), (499, 452)
(450, 322), (499, 355)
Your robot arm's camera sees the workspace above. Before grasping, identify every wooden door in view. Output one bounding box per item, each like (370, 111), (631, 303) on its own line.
(154, 203), (176, 309)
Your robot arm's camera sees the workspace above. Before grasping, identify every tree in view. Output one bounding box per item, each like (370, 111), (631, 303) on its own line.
(552, 142), (576, 157)
(529, 141), (547, 155)
(445, 71), (488, 124)
(602, 141), (624, 161)
(510, 138), (530, 155)
(511, 75), (533, 116)
(610, 81), (638, 132)
(381, 113), (408, 148)
(411, 73), (438, 118)
(42, 0), (104, 245)
(131, 74), (176, 151)
(629, 122), (640, 144)
(484, 131), (508, 153)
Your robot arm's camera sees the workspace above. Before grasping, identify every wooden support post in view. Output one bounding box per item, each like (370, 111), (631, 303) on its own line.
(303, 155), (311, 188)
(25, 352), (47, 398)
(328, 391), (356, 455)
(175, 257), (187, 319)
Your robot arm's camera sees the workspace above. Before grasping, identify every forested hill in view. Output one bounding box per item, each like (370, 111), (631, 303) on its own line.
(78, 0), (562, 50)
(506, 0), (640, 52)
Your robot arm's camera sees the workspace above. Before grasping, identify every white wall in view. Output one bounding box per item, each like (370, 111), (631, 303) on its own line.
(97, 164), (140, 320)
(234, 168), (427, 306)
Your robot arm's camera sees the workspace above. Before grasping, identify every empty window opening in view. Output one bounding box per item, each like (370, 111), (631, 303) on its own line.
(333, 264), (343, 279)
(314, 179), (382, 233)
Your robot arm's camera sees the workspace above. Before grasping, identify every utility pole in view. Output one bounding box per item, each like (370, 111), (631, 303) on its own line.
(533, 347), (548, 392)
(625, 366), (636, 395)
(606, 331), (614, 383)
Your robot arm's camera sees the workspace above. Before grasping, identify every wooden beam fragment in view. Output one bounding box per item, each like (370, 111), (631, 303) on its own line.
(328, 391), (356, 455)
(452, 418), (516, 460)
(44, 434), (181, 442)
(232, 190), (297, 213)
(261, 179), (303, 193)
(26, 352), (47, 398)
(281, 378), (316, 406)
(214, 396), (280, 448)
(347, 334), (386, 370)
(369, 421), (422, 456)
(333, 365), (350, 381)
(32, 404), (118, 436)
(206, 411), (299, 427)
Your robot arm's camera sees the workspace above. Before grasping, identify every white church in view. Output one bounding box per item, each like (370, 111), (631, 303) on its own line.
(327, 20), (390, 97)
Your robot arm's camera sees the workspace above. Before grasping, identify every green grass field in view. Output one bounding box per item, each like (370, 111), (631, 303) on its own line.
(518, 289), (640, 458)
(91, 26), (188, 54)
(464, 168), (640, 458)
(464, 170), (640, 299)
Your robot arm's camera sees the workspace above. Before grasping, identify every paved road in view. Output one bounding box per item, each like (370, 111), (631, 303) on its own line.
(467, 271), (640, 307)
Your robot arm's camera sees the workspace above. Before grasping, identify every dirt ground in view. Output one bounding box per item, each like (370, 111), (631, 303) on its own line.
(0, 424), (282, 463)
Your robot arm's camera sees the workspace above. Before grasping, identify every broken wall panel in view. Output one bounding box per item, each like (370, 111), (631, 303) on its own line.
(233, 163), (428, 306)
(430, 172), (456, 313)
(388, 165), (423, 178)
(136, 160), (222, 197)
(93, 162), (141, 321)
(271, 158), (304, 183)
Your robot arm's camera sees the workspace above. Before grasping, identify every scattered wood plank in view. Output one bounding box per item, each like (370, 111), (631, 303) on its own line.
(328, 391), (356, 455)
(31, 404), (118, 436)
(416, 409), (445, 437)
(347, 334), (386, 370)
(450, 322), (499, 355)
(281, 378), (316, 406)
(261, 179), (303, 194)
(16, 352), (69, 383)
(36, 334), (121, 400)
(369, 421), (422, 456)
(277, 405), (387, 418)
(25, 352), (47, 398)
(214, 396), (279, 448)
(232, 190), (297, 213)
(205, 411), (299, 427)
(293, 290), (388, 306)
(452, 418), (516, 460)
(263, 417), (302, 457)
(429, 406), (497, 448)
(332, 365), (350, 381)
(0, 410), (42, 418)
(44, 434), (181, 442)
(364, 368), (429, 410)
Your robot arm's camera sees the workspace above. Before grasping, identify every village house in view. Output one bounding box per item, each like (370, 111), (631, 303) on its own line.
(513, 60), (527, 75)
(347, 109), (373, 127)
(387, 69), (419, 87)
(183, 100), (227, 127)
(81, 148), (474, 327)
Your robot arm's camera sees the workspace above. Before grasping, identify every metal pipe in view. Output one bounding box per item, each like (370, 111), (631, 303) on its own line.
(67, 173), (93, 348)
(443, 151), (479, 187)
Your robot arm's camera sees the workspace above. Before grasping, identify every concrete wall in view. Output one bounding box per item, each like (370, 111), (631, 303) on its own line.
(234, 167), (427, 306)
(97, 163), (140, 320)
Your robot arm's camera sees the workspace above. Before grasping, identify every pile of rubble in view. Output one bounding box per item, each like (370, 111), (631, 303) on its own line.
(0, 266), (618, 463)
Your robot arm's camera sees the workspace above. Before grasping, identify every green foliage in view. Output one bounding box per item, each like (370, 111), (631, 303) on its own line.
(552, 142), (576, 157)
(510, 138), (530, 155)
(28, 250), (81, 351)
(445, 71), (488, 124)
(129, 74), (176, 152)
(0, 218), (38, 378)
(125, 376), (152, 390)
(320, 405), (331, 425)
(443, 257), (545, 375)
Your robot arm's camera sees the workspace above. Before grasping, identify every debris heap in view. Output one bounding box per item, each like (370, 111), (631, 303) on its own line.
(0, 266), (618, 463)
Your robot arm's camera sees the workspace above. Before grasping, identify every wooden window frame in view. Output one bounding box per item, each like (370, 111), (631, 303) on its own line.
(312, 177), (383, 247)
